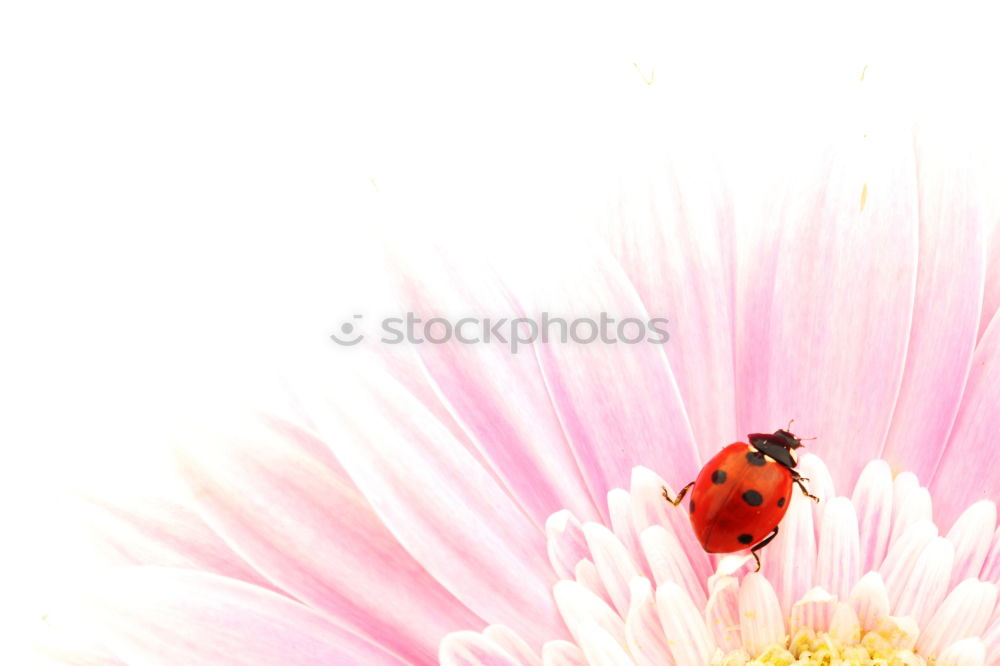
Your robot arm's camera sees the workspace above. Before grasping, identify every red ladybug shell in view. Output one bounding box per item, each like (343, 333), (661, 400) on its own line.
(687, 442), (793, 553)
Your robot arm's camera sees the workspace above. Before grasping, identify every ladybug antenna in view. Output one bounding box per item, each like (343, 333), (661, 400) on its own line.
(786, 418), (795, 431)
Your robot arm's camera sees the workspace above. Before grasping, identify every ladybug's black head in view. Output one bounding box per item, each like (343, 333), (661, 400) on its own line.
(747, 428), (805, 469)
(772, 429), (804, 450)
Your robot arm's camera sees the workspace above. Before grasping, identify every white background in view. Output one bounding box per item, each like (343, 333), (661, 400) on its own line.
(2, 0), (998, 649)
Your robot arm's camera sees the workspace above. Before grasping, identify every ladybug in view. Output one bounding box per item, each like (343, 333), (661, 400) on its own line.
(662, 426), (819, 571)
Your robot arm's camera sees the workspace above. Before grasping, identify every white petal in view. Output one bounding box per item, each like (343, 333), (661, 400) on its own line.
(935, 637), (986, 666)
(849, 571), (890, 633)
(872, 615), (920, 651)
(982, 618), (1000, 666)
(981, 526), (1000, 582)
(889, 472), (932, 547)
(576, 620), (637, 666)
(850, 459), (894, 572)
(575, 560), (612, 607)
(880, 520), (938, 592)
(946, 500), (997, 587)
(789, 587), (836, 636)
(916, 578), (998, 657)
(608, 489), (646, 577)
(639, 525), (707, 609)
(738, 573), (785, 656)
(584, 523), (640, 616)
(541, 641), (587, 666)
(483, 626), (543, 666)
(759, 487), (816, 616)
(629, 467), (713, 585)
(828, 602), (861, 645)
(656, 581), (714, 666)
(795, 454), (835, 541)
(553, 580), (626, 647)
(624, 578), (671, 666)
(890, 536), (956, 627)
(546, 511), (590, 580)
(705, 576), (742, 654)
(815, 497), (861, 601)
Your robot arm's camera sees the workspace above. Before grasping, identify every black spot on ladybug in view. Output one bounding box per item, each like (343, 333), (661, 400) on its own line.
(777, 497), (786, 508)
(742, 490), (763, 507)
(745, 451), (766, 466)
(738, 533), (754, 545)
(689, 498), (695, 514)
(711, 469), (727, 484)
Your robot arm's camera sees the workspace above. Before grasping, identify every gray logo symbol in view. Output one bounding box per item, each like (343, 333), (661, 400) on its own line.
(330, 314), (364, 346)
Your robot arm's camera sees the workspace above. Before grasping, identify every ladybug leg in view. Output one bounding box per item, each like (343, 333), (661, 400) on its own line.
(661, 482), (694, 506)
(750, 526), (779, 572)
(792, 472), (820, 503)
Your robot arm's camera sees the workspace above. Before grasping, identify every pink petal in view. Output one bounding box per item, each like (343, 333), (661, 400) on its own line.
(946, 501), (997, 587)
(738, 573), (785, 656)
(384, 239), (600, 526)
(760, 487), (816, 615)
(850, 459), (894, 572)
(482, 627), (542, 666)
(71, 491), (275, 592)
(496, 238), (702, 509)
(79, 567), (408, 666)
(624, 577), (671, 666)
(814, 497), (861, 602)
(880, 129), (986, 483)
(174, 415), (481, 664)
(301, 365), (565, 646)
(931, 313), (1000, 529)
(734, 128), (918, 489)
(440, 633), (523, 666)
(656, 581), (714, 666)
(980, 179), (1000, 343)
(601, 158), (738, 463)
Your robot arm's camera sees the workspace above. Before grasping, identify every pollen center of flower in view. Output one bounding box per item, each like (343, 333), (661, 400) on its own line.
(716, 626), (927, 665)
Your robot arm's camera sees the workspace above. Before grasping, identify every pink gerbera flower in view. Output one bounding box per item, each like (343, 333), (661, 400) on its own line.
(33, 126), (1000, 666)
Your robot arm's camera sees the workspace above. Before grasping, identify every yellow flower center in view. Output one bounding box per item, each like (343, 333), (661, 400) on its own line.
(714, 625), (928, 665)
